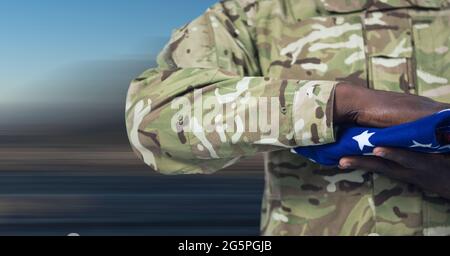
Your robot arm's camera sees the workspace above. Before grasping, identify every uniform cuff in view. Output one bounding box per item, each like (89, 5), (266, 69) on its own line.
(291, 81), (337, 146)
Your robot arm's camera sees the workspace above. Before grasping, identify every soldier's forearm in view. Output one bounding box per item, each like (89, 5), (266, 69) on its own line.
(334, 83), (450, 128)
(126, 66), (341, 174)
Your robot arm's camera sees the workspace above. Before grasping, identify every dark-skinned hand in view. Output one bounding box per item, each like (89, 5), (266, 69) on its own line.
(339, 148), (450, 199)
(334, 83), (450, 127)
(333, 83), (450, 199)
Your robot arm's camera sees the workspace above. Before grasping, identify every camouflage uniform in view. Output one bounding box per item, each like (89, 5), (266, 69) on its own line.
(126, 0), (450, 236)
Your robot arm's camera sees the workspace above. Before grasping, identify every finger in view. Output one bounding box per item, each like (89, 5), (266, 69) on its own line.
(339, 156), (418, 184)
(373, 147), (434, 170)
(339, 156), (393, 172)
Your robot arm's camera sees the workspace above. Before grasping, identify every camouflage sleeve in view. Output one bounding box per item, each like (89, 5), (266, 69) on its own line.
(125, 0), (338, 174)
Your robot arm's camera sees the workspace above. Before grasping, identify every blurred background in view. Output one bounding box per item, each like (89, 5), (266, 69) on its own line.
(0, 0), (264, 235)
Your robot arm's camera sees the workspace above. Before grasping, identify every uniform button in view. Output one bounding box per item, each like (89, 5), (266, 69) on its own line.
(178, 116), (184, 125)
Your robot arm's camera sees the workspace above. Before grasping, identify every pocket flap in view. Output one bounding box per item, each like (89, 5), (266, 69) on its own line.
(317, 0), (446, 14)
(316, 0), (369, 14)
(364, 11), (413, 58)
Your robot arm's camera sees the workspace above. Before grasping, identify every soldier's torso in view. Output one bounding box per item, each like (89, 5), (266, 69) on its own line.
(258, 0), (450, 236)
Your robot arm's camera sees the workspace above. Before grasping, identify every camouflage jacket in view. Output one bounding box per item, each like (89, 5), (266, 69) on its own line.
(126, 0), (450, 236)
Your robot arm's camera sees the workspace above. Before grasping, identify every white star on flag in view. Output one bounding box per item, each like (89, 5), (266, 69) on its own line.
(439, 145), (450, 150)
(410, 140), (435, 148)
(410, 140), (433, 148)
(353, 130), (375, 151)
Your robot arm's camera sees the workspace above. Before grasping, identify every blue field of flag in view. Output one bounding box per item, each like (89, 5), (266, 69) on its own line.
(295, 109), (450, 166)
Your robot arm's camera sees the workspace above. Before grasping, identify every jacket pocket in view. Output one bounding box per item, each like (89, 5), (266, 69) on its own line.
(364, 10), (416, 93)
(412, 13), (450, 103)
(369, 57), (416, 93)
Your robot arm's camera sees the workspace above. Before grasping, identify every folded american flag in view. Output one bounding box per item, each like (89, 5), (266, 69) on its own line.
(294, 109), (450, 166)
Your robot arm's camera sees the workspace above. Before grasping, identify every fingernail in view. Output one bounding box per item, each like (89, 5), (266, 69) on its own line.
(339, 162), (351, 169)
(374, 149), (386, 158)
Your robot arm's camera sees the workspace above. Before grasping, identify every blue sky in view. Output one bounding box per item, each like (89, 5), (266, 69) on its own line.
(0, 0), (217, 106)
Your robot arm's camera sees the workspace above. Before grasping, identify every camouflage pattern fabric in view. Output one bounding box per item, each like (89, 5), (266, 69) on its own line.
(125, 0), (450, 236)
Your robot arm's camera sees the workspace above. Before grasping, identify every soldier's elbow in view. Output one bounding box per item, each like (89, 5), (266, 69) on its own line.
(125, 92), (212, 175)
